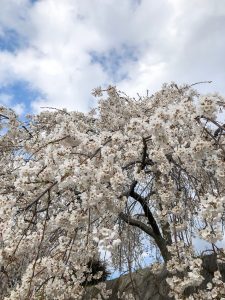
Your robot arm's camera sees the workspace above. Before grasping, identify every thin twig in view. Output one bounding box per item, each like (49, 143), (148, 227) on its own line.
(189, 80), (212, 87)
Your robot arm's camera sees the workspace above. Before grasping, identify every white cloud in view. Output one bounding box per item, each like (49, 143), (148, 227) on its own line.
(0, 92), (25, 115)
(13, 102), (25, 115)
(0, 0), (224, 112)
(0, 93), (13, 105)
(118, 0), (225, 96)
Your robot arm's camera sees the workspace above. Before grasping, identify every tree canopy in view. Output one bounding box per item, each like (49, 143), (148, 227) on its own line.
(0, 83), (225, 299)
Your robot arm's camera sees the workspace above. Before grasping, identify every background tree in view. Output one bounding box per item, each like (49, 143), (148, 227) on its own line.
(0, 82), (225, 299)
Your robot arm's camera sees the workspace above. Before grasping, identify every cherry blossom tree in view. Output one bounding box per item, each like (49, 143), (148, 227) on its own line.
(0, 82), (225, 299)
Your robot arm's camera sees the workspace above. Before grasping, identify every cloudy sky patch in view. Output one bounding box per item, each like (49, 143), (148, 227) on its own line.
(0, 0), (224, 114)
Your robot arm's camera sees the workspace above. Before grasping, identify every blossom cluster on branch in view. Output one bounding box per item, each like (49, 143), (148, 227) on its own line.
(0, 83), (225, 299)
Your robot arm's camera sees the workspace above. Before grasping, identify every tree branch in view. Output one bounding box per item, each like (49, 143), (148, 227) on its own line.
(119, 212), (171, 262)
(130, 190), (162, 237)
(119, 212), (155, 238)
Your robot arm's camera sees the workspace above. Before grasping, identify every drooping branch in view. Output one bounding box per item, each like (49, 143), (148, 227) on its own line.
(23, 181), (57, 211)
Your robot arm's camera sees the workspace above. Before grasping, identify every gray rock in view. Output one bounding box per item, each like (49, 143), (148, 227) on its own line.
(82, 254), (225, 300)
(82, 267), (171, 300)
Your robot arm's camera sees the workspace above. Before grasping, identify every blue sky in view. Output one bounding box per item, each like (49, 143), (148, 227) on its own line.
(0, 0), (225, 115)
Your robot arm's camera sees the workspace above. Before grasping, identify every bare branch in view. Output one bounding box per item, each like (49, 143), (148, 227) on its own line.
(119, 212), (155, 238)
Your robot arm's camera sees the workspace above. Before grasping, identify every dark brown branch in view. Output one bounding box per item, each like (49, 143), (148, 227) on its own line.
(190, 81), (212, 87)
(196, 115), (225, 135)
(129, 190), (162, 237)
(195, 116), (225, 155)
(22, 125), (33, 138)
(122, 160), (142, 170)
(119, 212), (171, 262)
(119, 212), (155, 238)
(141, 137), (148, 170)
(24, 182), (57, 211)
